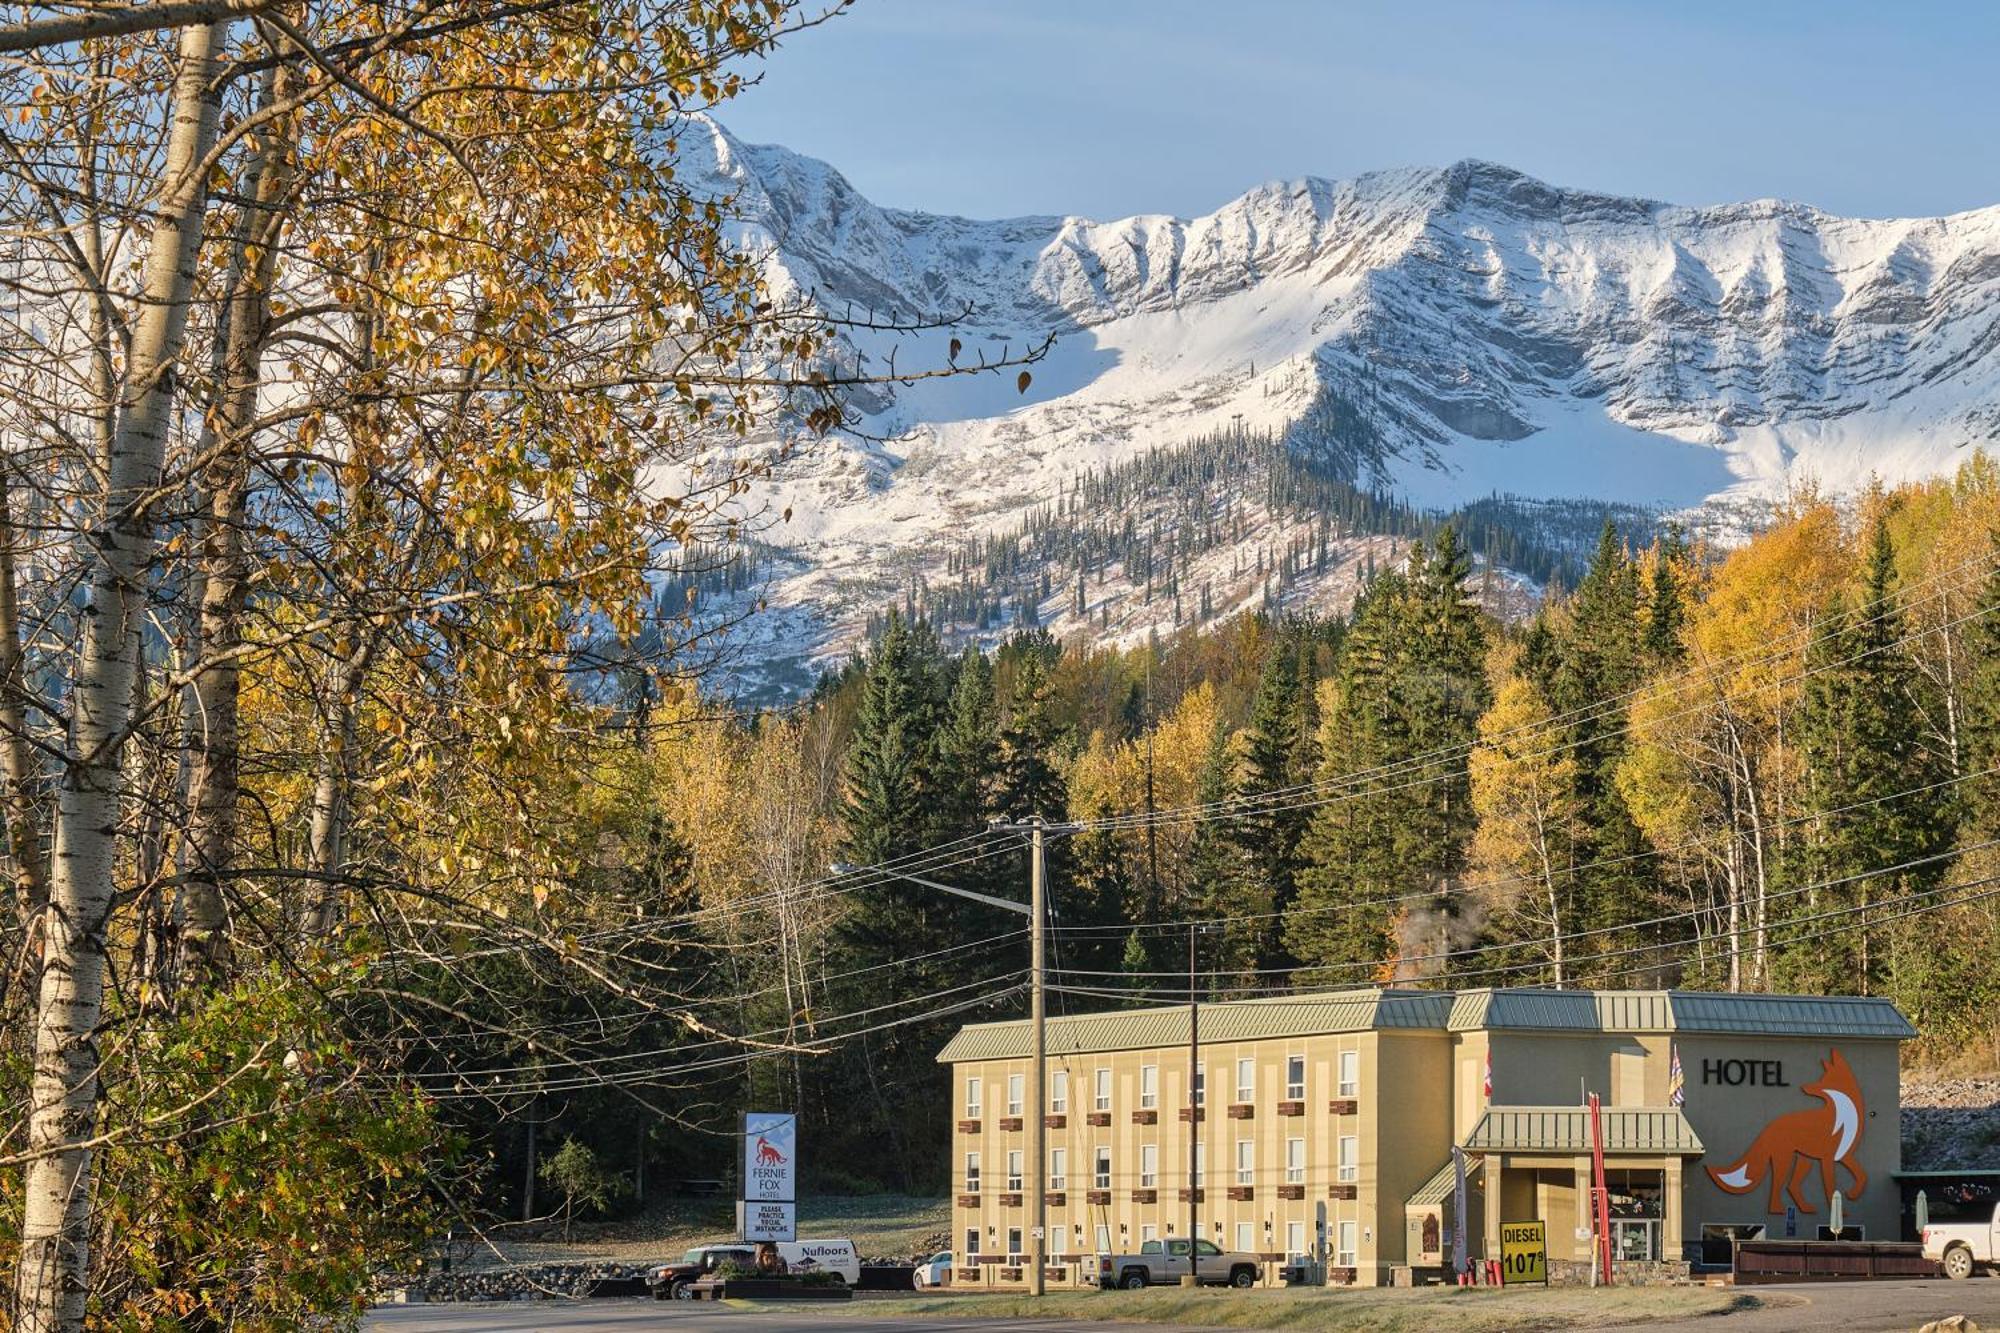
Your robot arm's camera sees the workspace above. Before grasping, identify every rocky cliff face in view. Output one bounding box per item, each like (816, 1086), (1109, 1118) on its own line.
(666, 119), (2000, 690)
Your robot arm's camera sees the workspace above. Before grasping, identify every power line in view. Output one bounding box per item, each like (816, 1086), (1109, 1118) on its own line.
(397, 925), (1030, 1047)
(420, 981), (1027, 1099)
(1071, 549), (1998, 836)
(1048, 763), (1996, 940)
(1052, 854), (2000, 999)
(410, 968), (1029, 1086)
(1060, 837), (1996, 984)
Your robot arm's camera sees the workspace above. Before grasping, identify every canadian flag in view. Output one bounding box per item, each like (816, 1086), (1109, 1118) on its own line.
(1482, 1049), (1492, 1099)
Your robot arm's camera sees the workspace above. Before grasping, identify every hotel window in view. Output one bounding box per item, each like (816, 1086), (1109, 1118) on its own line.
(1235, 1138), (1255, 1185)
(1050, 1147), (1067, 1190)
(1286, 1138), (1306, 1184)
(1141, 1224), (1158, 1244)
(1235, 1057), (1255, 1102)
(1006, 1150), (1024, 1192)
(1235, 1221), (1256, 1253)
(1007, 1073), (1024, 1116)
(1140, 1064), (1158, 1109)
(1007, 1227), (1023, 1260)
(1141, 1144), (1159, 1188)
(1095, 1224), (1112, 1254)
(1094, 1068), (1112, 1111)
(1093, 1147), (1112, 1190)
(966, 1077), (982, 1117)
(1337, 1221), (1357, 1267)
(1286, 1054), (1306, 1100)
(965, 1228), (979, 1262)
(1194, 1142), (1206, 1186)
(965, 1152), (981, 1193)
(1338, 1050), (1359, 1098)
(1338, 1135), (1358, 1183)
(1193, 1067), (1206, 1106)
(1286, 1221), (1307, 1260)
(1051, 1068), (1068, 1113)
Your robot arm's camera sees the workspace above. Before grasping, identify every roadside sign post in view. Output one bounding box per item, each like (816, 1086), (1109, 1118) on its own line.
(1588, 1093), (1612, 1287)
(741, 1112), (797, 1244)
(1450, 1146), (1469, 1282)
(1499, 1220), (1549, 1286)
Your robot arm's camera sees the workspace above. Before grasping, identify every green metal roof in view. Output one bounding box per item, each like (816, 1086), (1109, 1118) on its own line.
(1449, 989), (1675, 1033)
(1663, 991), (1916, 1039)
(1447, 988), (1913, 1039)
(1464, 1106), (1705, 1156)
(939, 986), (1913, 1064)
(934, 988), (1454, 1064)
(1407, 1154), (1484, 1207)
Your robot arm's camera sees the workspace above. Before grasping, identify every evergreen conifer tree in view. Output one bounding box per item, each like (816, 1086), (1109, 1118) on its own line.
(1779, 518), (1951, 994)
(1233, 636), (1310, 968)
(1119, 929), (1154, 1004)
(1959, 536), (2000, 835)
(933, 648), (1002, 879)
(1185, 718), (1260, 989)
(1537, 522), (1658, 975)
(1290, 526), (1489, 979)
(998, 635), (1069, 822)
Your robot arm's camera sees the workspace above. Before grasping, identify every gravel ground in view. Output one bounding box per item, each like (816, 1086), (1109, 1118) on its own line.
(436, 1195), (948, 1274)
(1903, 1075), (2000, 1171)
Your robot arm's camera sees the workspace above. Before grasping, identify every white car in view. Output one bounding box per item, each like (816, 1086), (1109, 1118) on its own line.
(912, 1250), (952, 1288)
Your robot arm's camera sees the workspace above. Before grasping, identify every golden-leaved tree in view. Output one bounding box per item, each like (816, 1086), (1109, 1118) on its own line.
(0, 4), (1044, 1327)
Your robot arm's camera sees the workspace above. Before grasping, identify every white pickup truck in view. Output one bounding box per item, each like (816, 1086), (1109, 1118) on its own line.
(1923, 1202), (2000, 1280)
(1087, 1237), (1263, 1289)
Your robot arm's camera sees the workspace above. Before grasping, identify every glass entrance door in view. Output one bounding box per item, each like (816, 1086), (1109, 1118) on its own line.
(1612, 1219), (1659, 1261)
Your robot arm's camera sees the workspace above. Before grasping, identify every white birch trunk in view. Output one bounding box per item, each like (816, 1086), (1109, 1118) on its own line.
(14, 22), (225, 1331)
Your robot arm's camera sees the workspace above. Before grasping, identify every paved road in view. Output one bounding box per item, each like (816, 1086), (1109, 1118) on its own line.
(369, 1277), (2000, 1333)
(1604, 1277), (2000, 1333)
(364, 1301), (1211, 1332)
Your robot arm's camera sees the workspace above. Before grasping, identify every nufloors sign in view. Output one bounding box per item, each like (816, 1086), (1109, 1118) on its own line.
(740, 1112), (797, 1242)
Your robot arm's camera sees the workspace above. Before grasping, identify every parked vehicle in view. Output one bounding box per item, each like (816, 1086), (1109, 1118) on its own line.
(782, 1238), (861, 1284)
(1923, 1202), (2000, 1280)
(649, 1245), (753, 1300)
(647, 1238), (862, 1299)
(1086, 1237), (1262, 1289)
(912, 1250), (952, 1288)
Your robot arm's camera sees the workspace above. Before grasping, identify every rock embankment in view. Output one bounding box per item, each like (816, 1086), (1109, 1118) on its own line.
(1903, 1076), (2000, 1172)
(387, 1262), (653, 1303)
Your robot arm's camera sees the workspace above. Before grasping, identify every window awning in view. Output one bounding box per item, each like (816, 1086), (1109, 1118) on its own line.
(1464, 1105), (1705, 1156)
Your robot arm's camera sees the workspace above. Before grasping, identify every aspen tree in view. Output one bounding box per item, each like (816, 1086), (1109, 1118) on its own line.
(15, 23), (227, 1332)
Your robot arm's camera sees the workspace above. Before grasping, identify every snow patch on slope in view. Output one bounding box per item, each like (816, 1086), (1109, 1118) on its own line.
(664, 120), (2000, 690)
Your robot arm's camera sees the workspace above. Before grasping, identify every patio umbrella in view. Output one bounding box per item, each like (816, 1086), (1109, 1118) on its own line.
(1916, 1190), (1929, 1234)
(1830, 1189), (1845, 1237)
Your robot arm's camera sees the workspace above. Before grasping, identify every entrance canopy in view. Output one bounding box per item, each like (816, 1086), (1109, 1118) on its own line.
(1464, 1105), (1705, 1156)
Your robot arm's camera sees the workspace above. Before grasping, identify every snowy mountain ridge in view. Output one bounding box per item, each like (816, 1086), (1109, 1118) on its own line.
(670, 118), (2000, 691)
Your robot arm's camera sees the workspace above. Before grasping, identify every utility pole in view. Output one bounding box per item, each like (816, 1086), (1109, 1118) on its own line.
(833, 820), (1063, 1298)
(1186, 921), (1200, 1260)
(1028, 817), (1047, 1297)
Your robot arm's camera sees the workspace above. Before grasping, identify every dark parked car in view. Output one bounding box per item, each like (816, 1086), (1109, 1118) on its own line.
(648, 1245), (753, 1300)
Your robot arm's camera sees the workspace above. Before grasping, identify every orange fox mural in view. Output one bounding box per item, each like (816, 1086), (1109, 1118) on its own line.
(1705, 1049), (1866, 1215)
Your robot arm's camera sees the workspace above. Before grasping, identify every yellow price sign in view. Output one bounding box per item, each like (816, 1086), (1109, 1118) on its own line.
(1499, 1220), (1548, 1286)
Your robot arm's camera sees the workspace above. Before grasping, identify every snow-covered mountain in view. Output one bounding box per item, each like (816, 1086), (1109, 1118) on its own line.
(671, 118), (2000, 690)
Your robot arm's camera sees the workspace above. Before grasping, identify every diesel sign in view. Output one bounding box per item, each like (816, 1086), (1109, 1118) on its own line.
(1702, 1058), (1788, 1087)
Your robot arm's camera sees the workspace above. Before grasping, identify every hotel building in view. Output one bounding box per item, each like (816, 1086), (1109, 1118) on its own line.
(937, 986), (1910, 1286)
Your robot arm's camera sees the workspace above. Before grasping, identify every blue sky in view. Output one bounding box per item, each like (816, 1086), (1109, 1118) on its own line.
(721, 0), (2000, 222)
